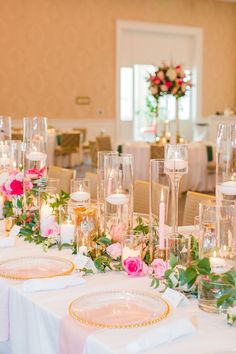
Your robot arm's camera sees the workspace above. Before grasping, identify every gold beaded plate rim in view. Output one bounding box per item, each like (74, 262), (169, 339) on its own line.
(69, 289), (171, 329)
(0, 256), (75, 280)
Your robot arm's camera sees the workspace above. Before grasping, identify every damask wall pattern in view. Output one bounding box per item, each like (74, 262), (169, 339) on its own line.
(0, 0), (235, 120)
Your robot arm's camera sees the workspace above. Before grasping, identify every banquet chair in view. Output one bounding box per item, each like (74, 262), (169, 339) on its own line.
(85, 172), (98, 200)
(89, 141), (98, 167)
(150, 144), (165, 159)
(48, 166), (76, 193)
(96, 135), (112, 151)
(54, 132), (82, 168)
(72, 128), (87, 143)
(134, 180), (149, 214)
(182, 191), (215, 226)
(12, 133), (23, 141)
(206, 145), (216, 191)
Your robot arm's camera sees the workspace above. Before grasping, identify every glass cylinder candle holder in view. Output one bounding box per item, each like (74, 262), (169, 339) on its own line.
(149, 159), (170, 261)
(164, 144), (188, 236)
(216, 123), (236, 203)
(39, 187), (57, 237)
(104, 154), (133, 241)
(23, 117), (48, 188)
(9, 140), (24, 171)
(0, 141), (11, 172)
(198, 200), (236, 313)
(0, 116), (11, 141)
(122, 233), (143, 263)
(70, 178), (90, 205)
(166, 234), (191, 266)
(59, 204), (75, 245)
(74, 205), (97, 255)
(97, 151), (118, 233)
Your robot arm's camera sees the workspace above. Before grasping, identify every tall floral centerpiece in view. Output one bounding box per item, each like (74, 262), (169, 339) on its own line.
(147, 64), (191, 142)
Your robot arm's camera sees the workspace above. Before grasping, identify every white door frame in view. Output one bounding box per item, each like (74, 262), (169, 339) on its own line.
(116, 20), (203, 142)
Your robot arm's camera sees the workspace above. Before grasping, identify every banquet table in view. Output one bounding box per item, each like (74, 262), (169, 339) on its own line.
(123, 141), (216, 192)
(0, 237), (235, 354)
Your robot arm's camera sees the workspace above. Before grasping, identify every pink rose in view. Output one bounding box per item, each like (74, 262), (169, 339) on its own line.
(166, 81), (172, 89)
(151, 259), (169, 279)
(9, 180), (23, 196)
(157, 71), (164, 80)
(151, 86), (158, 95)
(106, 242), (122, 259)
(26, 167), (46, 179)
(110, 223), (125, 242)
(123, 256), (143, 276)
(44, 222), (60, 238)
(153, 77), (160, 85)
(160, 84), (168, 92)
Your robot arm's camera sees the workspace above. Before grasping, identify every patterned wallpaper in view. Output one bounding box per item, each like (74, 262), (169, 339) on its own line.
(0, 0), (235, 120)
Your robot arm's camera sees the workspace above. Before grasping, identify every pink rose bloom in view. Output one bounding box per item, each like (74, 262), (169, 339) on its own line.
(123, 256), (143, 276)
(24, 179), (33, 191)
(166, 81), (172, 89)
(160, 84), (168, 92)
(110, 223), (125, 242)
(153, 77), (160, 85)
(175, 65), (181, 72)
(151, 259), (169, 279)
(44, 222), (60, 238)
(9, 180), (23, 196)
(171, 87), (178, 95)
(106, 242), (122, 259)
(26, 167), (46, 179)
(151, 86), (158, 95)
(157, 71), (164, 80)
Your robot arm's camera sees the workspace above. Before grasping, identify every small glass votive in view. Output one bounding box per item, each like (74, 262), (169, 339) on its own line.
(74, 205), (97, 255)
(59, 204), (75, 245)
(166, 234), (191, 266)
(122, 233), (143, 263)
(70, 178), (90, 204)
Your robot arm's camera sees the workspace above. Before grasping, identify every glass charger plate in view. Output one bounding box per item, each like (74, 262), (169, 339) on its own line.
(0, 256), (74, 280)
(69, 289), (170, 329)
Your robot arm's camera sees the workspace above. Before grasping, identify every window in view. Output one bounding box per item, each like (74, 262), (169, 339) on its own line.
(120, 67), (133, 121)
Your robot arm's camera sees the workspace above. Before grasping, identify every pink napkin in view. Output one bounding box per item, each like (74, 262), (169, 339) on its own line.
(0, 280), (9, 342)
(59, 316), (95, 354)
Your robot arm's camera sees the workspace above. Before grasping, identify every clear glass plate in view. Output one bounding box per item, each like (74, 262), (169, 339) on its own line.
(69, 289), (170, 328)
(0, 256), (74, 280)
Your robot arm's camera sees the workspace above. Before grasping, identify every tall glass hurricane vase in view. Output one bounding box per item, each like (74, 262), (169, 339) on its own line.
(216, 123), (236, 203)
(104, 154), (133, 242)
(97, 151), (118, 234)
(23, 117), (48, 224)
(0, 116), (12, 141)
(164, 144), (188, 235)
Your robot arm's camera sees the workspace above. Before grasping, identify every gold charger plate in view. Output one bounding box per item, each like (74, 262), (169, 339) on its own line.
(0, 256), (74, 280)
(69, 289), (170, 329)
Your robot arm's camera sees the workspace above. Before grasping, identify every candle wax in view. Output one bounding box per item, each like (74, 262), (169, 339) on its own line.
(218, 181), (236, 196)
(70, 191), (90, 203)
(60, 223), (75, 244)
(27, 151), (47, 162)
(106, 193), (129, 205)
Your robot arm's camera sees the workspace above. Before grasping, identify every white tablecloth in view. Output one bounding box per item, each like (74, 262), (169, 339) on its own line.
(0, 238), (235, 354)
(123, 141), (215, 192)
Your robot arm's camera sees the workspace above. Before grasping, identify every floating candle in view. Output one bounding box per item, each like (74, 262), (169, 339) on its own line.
(70, 191), (90, 203)
(106, 193), (129, 205)
(164, 158), (187, 171)
(218, 181), (236, 196)
(27, 151), (47, 162)
(60, 222), (75, 244)
(122, 246), (141, 261)
(210, 252), (227, 274)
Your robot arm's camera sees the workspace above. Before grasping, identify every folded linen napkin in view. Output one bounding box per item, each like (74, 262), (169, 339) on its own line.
(22, 274), (86, 293)
(126, 318), (196, 353)
(0, 280), (10, 342)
